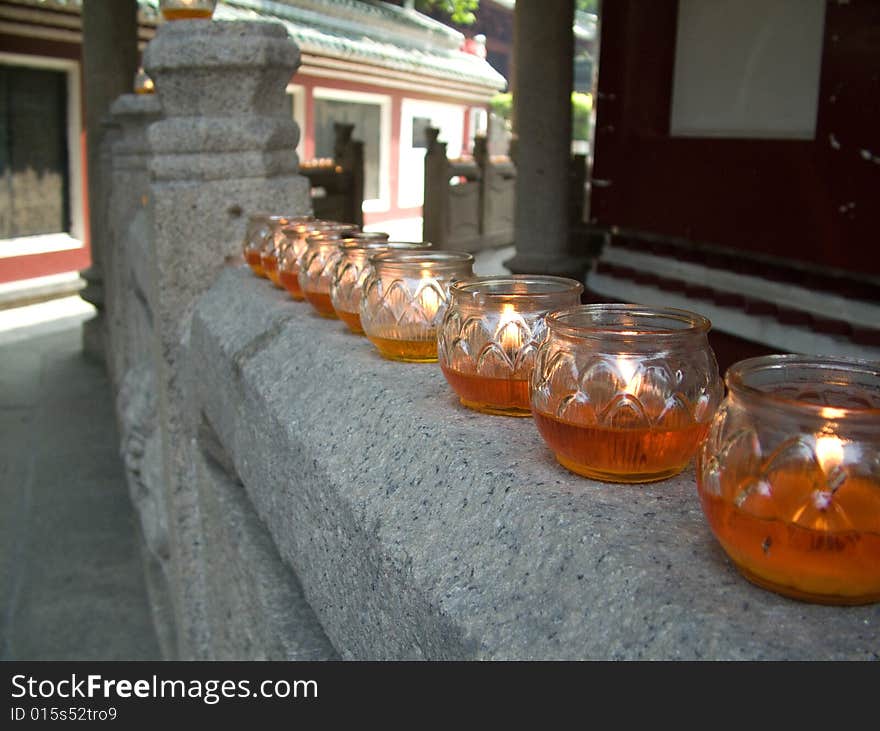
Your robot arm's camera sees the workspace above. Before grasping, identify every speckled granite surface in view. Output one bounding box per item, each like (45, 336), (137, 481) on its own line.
(139, 19), (310, 655)
(188, 265), (880, 660)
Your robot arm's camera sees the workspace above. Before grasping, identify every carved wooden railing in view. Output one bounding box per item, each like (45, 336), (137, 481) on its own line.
(298, 122), (364, 228)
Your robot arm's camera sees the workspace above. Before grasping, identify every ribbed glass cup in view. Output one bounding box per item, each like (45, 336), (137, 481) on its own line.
(438, 276), (583, 416)
(260, 214), (315, 289)
(297, 232), (387, 318)
(277, 220), (355, 301)
(531, 304), (722, 482)
(242, 212), (271, 278)
(697, 355), (880, 604)
(133, 68), (154, 95)
(330, 240), (430, 334)
(360, 250), (474, 362)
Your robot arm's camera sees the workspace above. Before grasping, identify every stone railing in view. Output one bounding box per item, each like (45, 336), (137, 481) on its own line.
(422, 128), (515, 252)
(183, 266), (877, 659)
(422, 129), (593, 260)
(100, 19), (879, 660)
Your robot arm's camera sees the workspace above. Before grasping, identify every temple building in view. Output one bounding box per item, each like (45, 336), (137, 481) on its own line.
(0, 0), (505, 287)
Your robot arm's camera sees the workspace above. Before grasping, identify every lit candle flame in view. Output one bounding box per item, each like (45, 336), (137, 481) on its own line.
(815, 431), (845, 474)
(820, 406), (847, 419)
(418, 271), (440, 320)
(616, 356), (639, 396)
(496, 303), (523, 352)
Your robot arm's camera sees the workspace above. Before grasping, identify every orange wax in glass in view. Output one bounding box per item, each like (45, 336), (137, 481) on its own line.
(530, 305), (722, 483)
(159, 0), (217, 20)
(262, 252), (281, 287)
(280, 269), (304, 300)
(534, 412), (709, 482)
(161, 7), (213, 19)
(242, 212), (271, 278)
(336, 310), (362, 333)
(700, 477), (880, 605)
(303, 289), (337, 318)
(245, 250), (264, 277)
(441, 367), (530, 416)
(367, 336), (438, 363)
(697, 355), (880, 604)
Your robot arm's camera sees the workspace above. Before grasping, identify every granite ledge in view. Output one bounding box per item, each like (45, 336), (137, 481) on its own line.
(187, 265), (880, 660)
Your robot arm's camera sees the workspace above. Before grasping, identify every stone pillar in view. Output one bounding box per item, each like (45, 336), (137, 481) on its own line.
(80, 0), (139, 361)
(143, 20), (310, 658)
(505, 0), (590, 277)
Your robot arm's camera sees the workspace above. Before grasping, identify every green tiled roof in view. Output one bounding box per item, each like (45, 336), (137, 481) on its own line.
(150, 0), (507, 90)
(9, 0), (505, 89)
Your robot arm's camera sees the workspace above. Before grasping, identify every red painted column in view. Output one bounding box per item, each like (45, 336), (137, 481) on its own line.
(389, 93), (403, 213)
(303, 81), (315, 161)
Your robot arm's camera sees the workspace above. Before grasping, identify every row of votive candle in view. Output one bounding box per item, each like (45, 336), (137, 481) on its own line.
(241, 213), (880, 606)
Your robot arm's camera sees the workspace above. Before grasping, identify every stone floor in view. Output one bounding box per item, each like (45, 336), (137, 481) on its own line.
(0, 302), (160, 660)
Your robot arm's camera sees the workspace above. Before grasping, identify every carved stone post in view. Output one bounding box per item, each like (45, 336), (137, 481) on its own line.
(475, 135), (515, 249)
(103, 91), (179, 656)
(104, 93), (162, 388)
(143, 20), (309, 657)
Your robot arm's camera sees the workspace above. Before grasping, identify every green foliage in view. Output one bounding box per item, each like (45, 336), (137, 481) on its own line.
(575, 0), (598, 14)
(571, 91), (592, 141)
(489, 92), (594, 141)
(416, 0), (479, 25)
(489, 92), (513, 119)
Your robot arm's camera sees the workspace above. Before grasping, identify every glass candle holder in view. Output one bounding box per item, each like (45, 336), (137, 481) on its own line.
(297, 231), (389, 319)
(360, 251), (474, 362)
(697, 355), (880, 605)
(260, 214), (315, 289)
(133, 68), (155, 95)
(159, 0), (217, 20)
(330, 239), (429, 334)
(438, 276), (583, 416)
(241, 212), (271, 277)
(531, 304), (723, 483)
(277, 221), (354, 301)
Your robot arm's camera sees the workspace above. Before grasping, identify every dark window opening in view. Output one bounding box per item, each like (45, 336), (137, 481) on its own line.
(313, 97), (381, 202)
(0, 65), (69, 240)
(411, 117), (432, 149)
